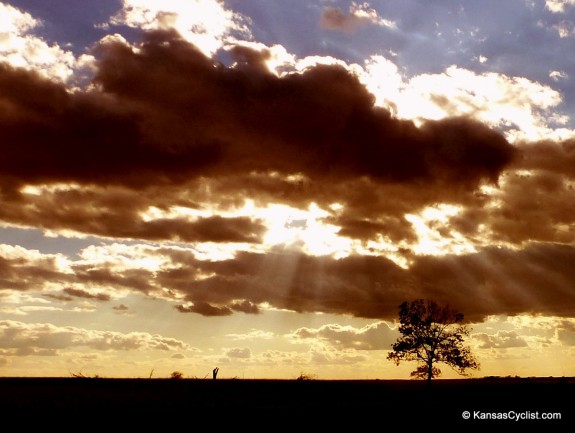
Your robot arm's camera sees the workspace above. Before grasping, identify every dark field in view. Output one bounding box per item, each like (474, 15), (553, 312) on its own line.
(1, 376), (573, 428)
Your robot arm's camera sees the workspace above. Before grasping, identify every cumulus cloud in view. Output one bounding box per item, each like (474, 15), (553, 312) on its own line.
(0, 2), (76, 81)
(474, 330), (528, 349)
(226, 330), (275, 341)
(550, 70), (568, 80)
(546, 0), (575, 13)
(0, 244), (70, 292)
(290, 322), (398, 350)
(109, 0), (248, 56)
(553, 20), (575, 37)
(0, 320), (190, 354)
(394, 65), (570, 142)
(225, 347), (251, 359)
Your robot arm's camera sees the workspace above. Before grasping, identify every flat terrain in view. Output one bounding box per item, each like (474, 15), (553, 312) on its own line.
(0, 376), (572, 428)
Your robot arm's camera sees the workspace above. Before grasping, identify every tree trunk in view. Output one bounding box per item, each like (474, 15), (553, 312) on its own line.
(426, 360), (433, 386)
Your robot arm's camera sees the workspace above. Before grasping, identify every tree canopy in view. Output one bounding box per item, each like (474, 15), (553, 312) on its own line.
(387, 299), (479, 383)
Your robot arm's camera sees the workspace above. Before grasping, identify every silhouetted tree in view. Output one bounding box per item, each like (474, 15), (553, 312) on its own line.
(387, 299), (479, 384)
(212, 367), (219, 380)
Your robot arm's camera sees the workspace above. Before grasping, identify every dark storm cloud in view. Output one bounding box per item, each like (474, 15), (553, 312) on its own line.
(4, 26), (573, 322)
(163, 245), (575, 321)
(451, 139), (575, 246)
(0, 29), (517, 244)
(517, 139), (575, 176)
(481, 172), (575, 245)
(0, 62), (219, 190)
(3, 241), (575, 321)
(408, 242), (575, 321)
(0, 30), (515, 192)
(159, 249), (408, 318)
(159, 243), (571, 320)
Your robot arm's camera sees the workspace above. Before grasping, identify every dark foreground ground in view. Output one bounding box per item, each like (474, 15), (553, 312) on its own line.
(0, 376), (573, 428)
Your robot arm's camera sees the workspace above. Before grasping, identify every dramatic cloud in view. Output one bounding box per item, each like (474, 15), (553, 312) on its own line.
(0, 30), (515, 190)
(0, 28), (521, 253)
(186, 244), (575, 321)
(450, 139), (575, 247)
(4, 240), (575, 322)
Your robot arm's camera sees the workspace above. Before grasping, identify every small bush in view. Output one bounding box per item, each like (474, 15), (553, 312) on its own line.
(296, 372), (316, 381)
(170, 371), (184, 380)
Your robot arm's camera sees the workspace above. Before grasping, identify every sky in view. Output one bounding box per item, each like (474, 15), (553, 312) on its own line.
(1, 0), (575, 380)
